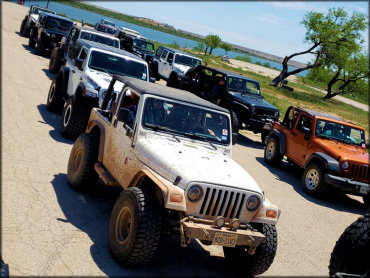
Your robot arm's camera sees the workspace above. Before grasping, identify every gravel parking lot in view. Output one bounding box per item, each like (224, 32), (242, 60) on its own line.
(2, 2), (367, 276)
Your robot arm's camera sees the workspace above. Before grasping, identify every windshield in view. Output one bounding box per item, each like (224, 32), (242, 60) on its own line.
(133, 39), (154, 52)
(88, 50), (148, 80)
(31, 7), (54, 15)
(227, 77), (260, 95)
(103, 20), (116, 27)
(315, 119), (365, 146)
(80, 32), (119, 48)
(174, 54), (202, 67)
(46, 17), (72, 31)
(143, 97), (230, 145)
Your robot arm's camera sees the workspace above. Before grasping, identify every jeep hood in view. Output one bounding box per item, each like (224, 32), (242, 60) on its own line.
(315, 139), (370, 164)
(173, 64), (191, 75)
(231, 93), (278, 111)
(136, 137), (263, 194)
(30, 14), (39, 22)
(85, 69), (121, 91)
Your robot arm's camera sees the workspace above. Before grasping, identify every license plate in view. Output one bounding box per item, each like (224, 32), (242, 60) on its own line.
(360, 184), (369, 194)
(212, 232), (238, 247)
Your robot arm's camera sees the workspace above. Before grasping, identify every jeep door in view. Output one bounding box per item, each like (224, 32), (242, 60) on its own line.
(103, 88), (141, 187)
(66, 43), (83, 95)
(158, 49), (169, 78)
(286, 113), (313, 165)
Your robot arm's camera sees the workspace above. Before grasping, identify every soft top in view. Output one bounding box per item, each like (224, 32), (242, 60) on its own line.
(190, 65), (259, 83)
(115, 75), (229, 114)
(76, 39), (146, 62)
(297, 107), (344, 121)
(40, 12), (74, 23)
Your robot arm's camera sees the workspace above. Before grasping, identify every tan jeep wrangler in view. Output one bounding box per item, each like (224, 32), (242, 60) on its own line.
(264, 106), (369, 205)
(67, 75), (280, 275)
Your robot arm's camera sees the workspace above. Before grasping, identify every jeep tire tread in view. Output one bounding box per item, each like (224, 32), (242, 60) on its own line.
(109, 187), (162, 266)
(229, 110), (240, 135)
(223, 223), (278, 275)
(264, 136), (283, 166)
(28, 29), (36, 48)
(46, 79), (64, 113)
(20, 19), (25, 35)
(302, 162), (328, 197)
(166, 74), (179, 88)
(36, 37), (45, 56)
(329, 214), (370, 276)
(61, 97), (90, 139)
(67, 132), (99, 191)
(49, 47), (63, 74)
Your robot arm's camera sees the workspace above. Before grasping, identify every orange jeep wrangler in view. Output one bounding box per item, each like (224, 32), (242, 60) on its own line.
(264, 106), (369, 205)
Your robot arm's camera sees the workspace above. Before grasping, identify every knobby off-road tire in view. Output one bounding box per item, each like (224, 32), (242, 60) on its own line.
(61, 97), (91, 139)
(264, 136), (283, 166)
(261, 130), (269, 145)
(28, 29), (36, 48)
(49, 47), (63, 74)
(20, 19), (25, 36)
(109, 187), (162, 266)
(36, 37), (46, 56)
(329, 214), (370, 276)
(363, 194), (369, 208)
(46, 79), (63, 113)
(166, 75), (179, 88)
(223, 224), (278, 275)
(302, 162), (328, 198)
(67, 132), (99, 191)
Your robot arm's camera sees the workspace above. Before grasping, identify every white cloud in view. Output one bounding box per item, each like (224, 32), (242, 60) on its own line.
(257, 13), (287, 26)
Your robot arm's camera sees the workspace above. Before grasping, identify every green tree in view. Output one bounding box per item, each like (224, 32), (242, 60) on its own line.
(204, 34), (221, 55)
(193, 41), (205, 54)
(270, 8), (367, 88)
(220, 42), (232, 55)
(324, 51), (369, 99)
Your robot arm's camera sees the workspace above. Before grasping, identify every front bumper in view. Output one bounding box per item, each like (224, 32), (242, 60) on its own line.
(325, 174), (370, 196)
(180, 216), (265, 252)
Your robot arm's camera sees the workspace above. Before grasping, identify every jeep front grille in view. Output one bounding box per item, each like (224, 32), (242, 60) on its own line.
(255, 108), (276, 118)
(199, 187), (246, 219)
(350, 164), (370, 182)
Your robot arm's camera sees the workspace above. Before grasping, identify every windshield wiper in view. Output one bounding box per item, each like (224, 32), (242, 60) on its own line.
(184, 133), (217, 150)
(145, 124), (181, 142)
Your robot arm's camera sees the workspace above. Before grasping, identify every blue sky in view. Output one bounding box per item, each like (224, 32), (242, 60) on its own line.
(88, 1), (368, 63)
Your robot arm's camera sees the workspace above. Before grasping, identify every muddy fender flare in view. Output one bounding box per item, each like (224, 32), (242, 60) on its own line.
(304, 152), (340, 173)
(59, 67), (70, 98)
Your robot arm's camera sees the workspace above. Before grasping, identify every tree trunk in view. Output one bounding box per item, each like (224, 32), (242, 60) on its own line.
(324, 71), (341, 99)
(269, 43), (321, 86)
(204, 46), (208, 55)
(209, 47), (214, 55)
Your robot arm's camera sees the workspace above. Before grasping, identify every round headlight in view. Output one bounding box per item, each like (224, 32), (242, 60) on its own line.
(251, 106), (256, 113)
(187, 185), (203, 202)
(274, 111), (279, 117)
(246, 195), (260, 211)
(342, 161), (349, 170)
(51, 33), (56, 39)
(229, 218), (241, 230)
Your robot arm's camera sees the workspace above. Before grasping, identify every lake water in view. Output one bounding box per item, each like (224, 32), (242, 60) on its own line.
(20, 1), (306, 77)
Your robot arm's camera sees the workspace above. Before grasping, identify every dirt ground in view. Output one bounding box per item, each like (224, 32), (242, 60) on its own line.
(2, 2), (367, 277)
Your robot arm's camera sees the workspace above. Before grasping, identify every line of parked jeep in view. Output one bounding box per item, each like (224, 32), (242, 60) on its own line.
(18, 4), (370, 276)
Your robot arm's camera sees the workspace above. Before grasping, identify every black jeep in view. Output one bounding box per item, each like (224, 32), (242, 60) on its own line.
(173, 65), (280, 142)
(28, 12), (74, 56)
(118, 33), (156, 77)
(19, 5), (55, 38)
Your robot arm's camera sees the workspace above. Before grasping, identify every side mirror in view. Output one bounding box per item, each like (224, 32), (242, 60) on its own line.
(75, 58), (83, 70)
(149, 77), (156, 83)
(232, 133), (238, 145)
(117, 107), (130, 123)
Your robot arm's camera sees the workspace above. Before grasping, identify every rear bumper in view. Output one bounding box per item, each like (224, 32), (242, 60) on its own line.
(180, 216), (265, 250)
(325, 174), (370, 196)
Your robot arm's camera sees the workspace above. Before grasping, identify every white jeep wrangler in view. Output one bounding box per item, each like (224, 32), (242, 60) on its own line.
(152, 46), (202, 87)
(46, 38), (152, 139)
(67, 75), (280, 275)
